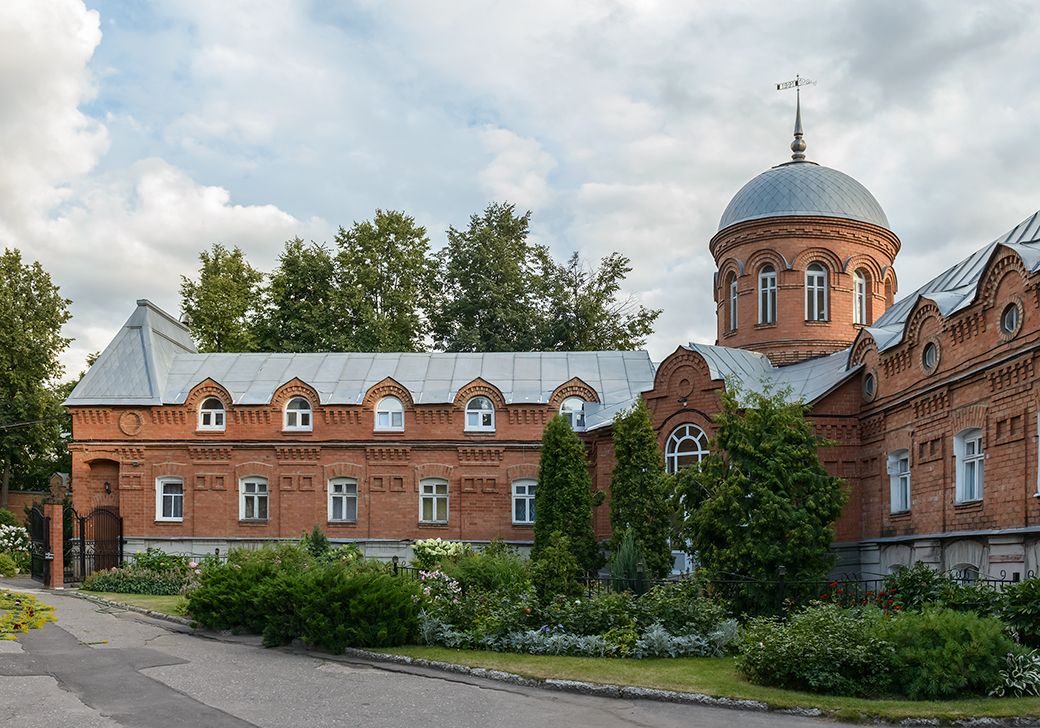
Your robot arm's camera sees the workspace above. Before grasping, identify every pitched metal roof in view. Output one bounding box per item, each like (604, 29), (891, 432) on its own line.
(66, 301), (657, 408)
(718, 160), (890, 232)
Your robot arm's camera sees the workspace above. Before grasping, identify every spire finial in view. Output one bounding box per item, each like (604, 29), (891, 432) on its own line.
(776, 75), (816, 162)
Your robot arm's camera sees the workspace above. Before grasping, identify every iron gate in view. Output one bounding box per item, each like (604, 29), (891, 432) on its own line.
(64, 506), (124, 583)
(28, 504), (50, 583)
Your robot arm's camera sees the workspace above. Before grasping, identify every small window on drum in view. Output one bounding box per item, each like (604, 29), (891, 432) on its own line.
(863, 372), (877, 400)
(1001, 303), (1020, 336)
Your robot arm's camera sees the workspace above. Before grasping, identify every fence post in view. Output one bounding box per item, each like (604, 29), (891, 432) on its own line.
(79, 515), (86, 579)
(776, 564), (787, 615)
(392, 555), (399, 576)
(44, 502), (64, 589)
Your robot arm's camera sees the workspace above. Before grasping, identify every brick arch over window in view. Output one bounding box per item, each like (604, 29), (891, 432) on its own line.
(271, 378), (321, 409)
(234, 461), (274, 480)
(659, 408), (713, 438)
(905, 300), (943, 347)
(548, 378), (599, 408)
(716, 257), (745, 283)
(184, 379), (233, 409)
(323, 462), (365, 484)
(414, 463), (453, 493)
(949, 404), (987, 435)
(792, 248), (843, 281)
(978, 249), (1027, 310)
(361, 377), (415, 408)
(452, 378), (506, 409)
(506, 464), (539, 481)
(151, 461), (191, 482)
(746, 249), (791, 273)
(841, 254), (885, 282)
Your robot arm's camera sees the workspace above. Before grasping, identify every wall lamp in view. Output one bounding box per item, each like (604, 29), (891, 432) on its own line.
(103, 481), (111, 495)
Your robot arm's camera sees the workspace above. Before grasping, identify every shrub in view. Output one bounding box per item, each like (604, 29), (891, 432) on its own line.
(637, 577), (730, 636)
(540, 592), (637, 636)
(0, 524), (29, 555)
(0, 553), (17, 577)
(879, 608), (1014, 700)
(609, 529), (648, 595)
(530, 531), (580, 601)
(991, 649), (1040, 698)
(411, 538), (469, 570)
(501, 626), (615, 657)
(82, 567), (186, 595)
(442, 541), (529, 595)
(632, 623), (713, 658)
(0, 508), (21, 527)
(883, 563), (950, 611)
(737, 604), (894, 697)
(301, 525), (331, 558)
(940, 580), (1005, 617)
(1002, 578), (1040, 647)
(132, 547), (190, 576)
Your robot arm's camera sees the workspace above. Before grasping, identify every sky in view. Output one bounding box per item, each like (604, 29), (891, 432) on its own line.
(2, 1), (1040, 378)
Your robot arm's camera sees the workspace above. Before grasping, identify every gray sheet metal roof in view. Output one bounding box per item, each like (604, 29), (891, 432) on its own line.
(865, 209), (1040, 352)
(66, 301), (657, 408)
(719, 160), (890, 232)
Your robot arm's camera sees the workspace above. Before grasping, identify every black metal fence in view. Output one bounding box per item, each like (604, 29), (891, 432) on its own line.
(62, 506), (124, 584)
(27, 504), (50, 584)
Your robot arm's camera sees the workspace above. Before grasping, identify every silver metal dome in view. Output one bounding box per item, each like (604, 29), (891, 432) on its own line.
(718, 161), (890, 232)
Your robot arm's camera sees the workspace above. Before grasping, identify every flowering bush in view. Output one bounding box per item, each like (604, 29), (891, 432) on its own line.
(0, 524), (29, 555)
(410, 538), (470, 570)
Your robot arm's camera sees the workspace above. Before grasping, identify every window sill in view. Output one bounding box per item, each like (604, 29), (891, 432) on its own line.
(753, 322), (776, 330)
(196, 428), (226, 436)
(154, 519), (183, 525)
(511, 522), (534, 529)
(954, 499), (984, 511)
(804, 319), (831, 326)
(282, 428), (313, 435)
(373, 428), (405, 434)
(418, 521), (449, 528)
(238, 519), (270, 525)
(888, 510), (911, 519)
(327, 520), (358, 527)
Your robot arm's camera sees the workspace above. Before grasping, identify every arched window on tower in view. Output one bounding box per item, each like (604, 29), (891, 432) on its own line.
(805, 263), (828, 321)
(727, 273), (738, 331)
(758, 266), (777, 324)
(853, 269), (868, 325)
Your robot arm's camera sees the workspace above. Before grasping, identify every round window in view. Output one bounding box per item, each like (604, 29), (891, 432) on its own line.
(922, 342), (938, 371)
(863, 372), (877, 400)
(1001, 303), (1020, 335)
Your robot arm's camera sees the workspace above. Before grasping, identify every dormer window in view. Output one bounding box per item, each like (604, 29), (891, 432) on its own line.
(284, 397), (313, 431)
(560, 397), (586, 430)
(375, 396), (404, 431)
(465, 396), (495, 432)
(198, 397), (225, 431)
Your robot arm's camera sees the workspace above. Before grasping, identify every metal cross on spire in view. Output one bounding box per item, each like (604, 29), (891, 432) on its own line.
(776, 75), (816, 161)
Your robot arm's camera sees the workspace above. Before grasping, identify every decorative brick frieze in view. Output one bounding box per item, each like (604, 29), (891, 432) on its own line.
(989, 357), (1034, 394)
(322, 409), (360, 425)
(365, 447), (410, 462)
(506, 409), (548, 426)
(457, 447), (505, 465)
(275, 446), (320, 463)
(912, 391), (949, 422)
(188, 446), (232, 463)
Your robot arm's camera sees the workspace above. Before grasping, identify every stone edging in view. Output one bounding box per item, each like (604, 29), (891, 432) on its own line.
(64, 590), (195, 628)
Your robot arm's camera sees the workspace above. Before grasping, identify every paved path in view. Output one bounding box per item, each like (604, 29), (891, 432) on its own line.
(0, 584), (852, 728)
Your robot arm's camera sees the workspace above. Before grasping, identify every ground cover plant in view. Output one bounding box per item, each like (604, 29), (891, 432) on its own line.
(0, 589), (54, 639)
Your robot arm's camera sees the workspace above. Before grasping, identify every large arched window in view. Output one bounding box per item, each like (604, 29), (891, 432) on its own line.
(375, 396), (404, 431)
(284, 396), (313, 431)
(465, 396), (495, 432)
(559, 397), (586, 430)
(665, 424), (710, 474)
(758, 266), (777, 324)
(727, 273), (738, 331)
(853, 269), (868, 325)
(198, 397), (225, 431)
(805, 263), (828, 321)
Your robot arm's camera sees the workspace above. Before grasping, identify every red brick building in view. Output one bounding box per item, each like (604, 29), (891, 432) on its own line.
(67, 113), (1040, 577)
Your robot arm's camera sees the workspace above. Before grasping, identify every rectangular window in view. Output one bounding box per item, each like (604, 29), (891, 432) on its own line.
(512, 480), (536, 524)
(888, 452), (910, 513)
(420, 480), (448, 523)
(156, 478), (183, 521)
(328, 479), (358, 522)
(376, 411), (403, 429)
(241, 478), (269, 520)
(956, 432), (984, 503)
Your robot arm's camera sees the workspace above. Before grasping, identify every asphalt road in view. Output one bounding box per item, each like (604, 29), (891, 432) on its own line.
(0, 584), (853, 728)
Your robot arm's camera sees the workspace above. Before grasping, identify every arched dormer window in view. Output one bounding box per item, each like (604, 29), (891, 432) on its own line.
(284, 396), (313, 431)
(758, 266), (777, 324)
(727, 273), (738, 331)
(465, 396), (495, 432)
(559, 397), (586, 430)
(853, 269), (868, 325)
(198, 397), (225, 431)
(805, 263), (828, 321)
(665, 424), (709, 474)
(375, 396), (404, 431)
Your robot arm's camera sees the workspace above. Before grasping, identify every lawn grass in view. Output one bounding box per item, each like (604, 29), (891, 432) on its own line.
(379, 646), (1040, 722)
(82, 591), (187, 617)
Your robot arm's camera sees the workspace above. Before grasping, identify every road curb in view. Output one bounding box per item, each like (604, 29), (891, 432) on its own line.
(62, 590), (195, 629)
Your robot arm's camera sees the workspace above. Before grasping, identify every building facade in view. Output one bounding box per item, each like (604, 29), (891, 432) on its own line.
(66, 112), (1040, 576)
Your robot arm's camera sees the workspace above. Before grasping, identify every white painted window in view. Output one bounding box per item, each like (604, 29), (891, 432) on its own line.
(955, 428), (984, 503)
(512, 479), (536, 524)
(758, 266), (777, 324)
(284, 397), (312, 431)
(727, 273), (738, 330)
(465, 396), (495, 432)
(853, 269), (867, 325)
(375, 396), (404, 431)
(665, 424), (710, 474)
(420, 478), (448, 523)
(198, 397), (225, 431)
(559, 397), (586, 430)
(240, 477), (269, 520)
(328, 478), (358, 522)
(155, 477), (183, 521)
(887, 450), (910, 513)
(805, 263), (828, 321)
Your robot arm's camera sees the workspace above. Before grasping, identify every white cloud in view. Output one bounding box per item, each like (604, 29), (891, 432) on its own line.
(478, 127), (557, 210)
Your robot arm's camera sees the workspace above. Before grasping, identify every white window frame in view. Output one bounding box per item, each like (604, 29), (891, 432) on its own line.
(559, 397), (586, 431)
(805, 263), (828, 321)
(198, 397), (226, 431)
(155, 477), (184, 522)
(853, 269), (867, 325)
(328, 478), (358, 523)
(887, 450), (910, 513)
(665, 424), (710, 474)
(419, 478), (449, 523)
(512, 479), (536, 524)
(375, 396), (405, 432)
(284, 396), (313, 432)
(465, 396), (495, 432)
(758, 266), (777, 324)
(728, 273), (738, 330)
(239, 477), (269, 521)
(955, 428), (984, 503)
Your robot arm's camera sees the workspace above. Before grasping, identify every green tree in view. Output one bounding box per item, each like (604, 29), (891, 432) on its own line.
(0, 249), (72, 504)
(431, 202), (551, 351)
(334, 210), (432, 351)
(180, 244), (265, 352)
(609, 399), (673, 579)
(255, 239), (339, 352)
(545, 252), (661, 350)
(532, 415), (600, 572)
(676, 385), (847, 615)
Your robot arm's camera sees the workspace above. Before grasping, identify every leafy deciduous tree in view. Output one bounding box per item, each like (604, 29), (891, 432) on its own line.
(180, 244), (264, 353)
(255, 239), (339, 352)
